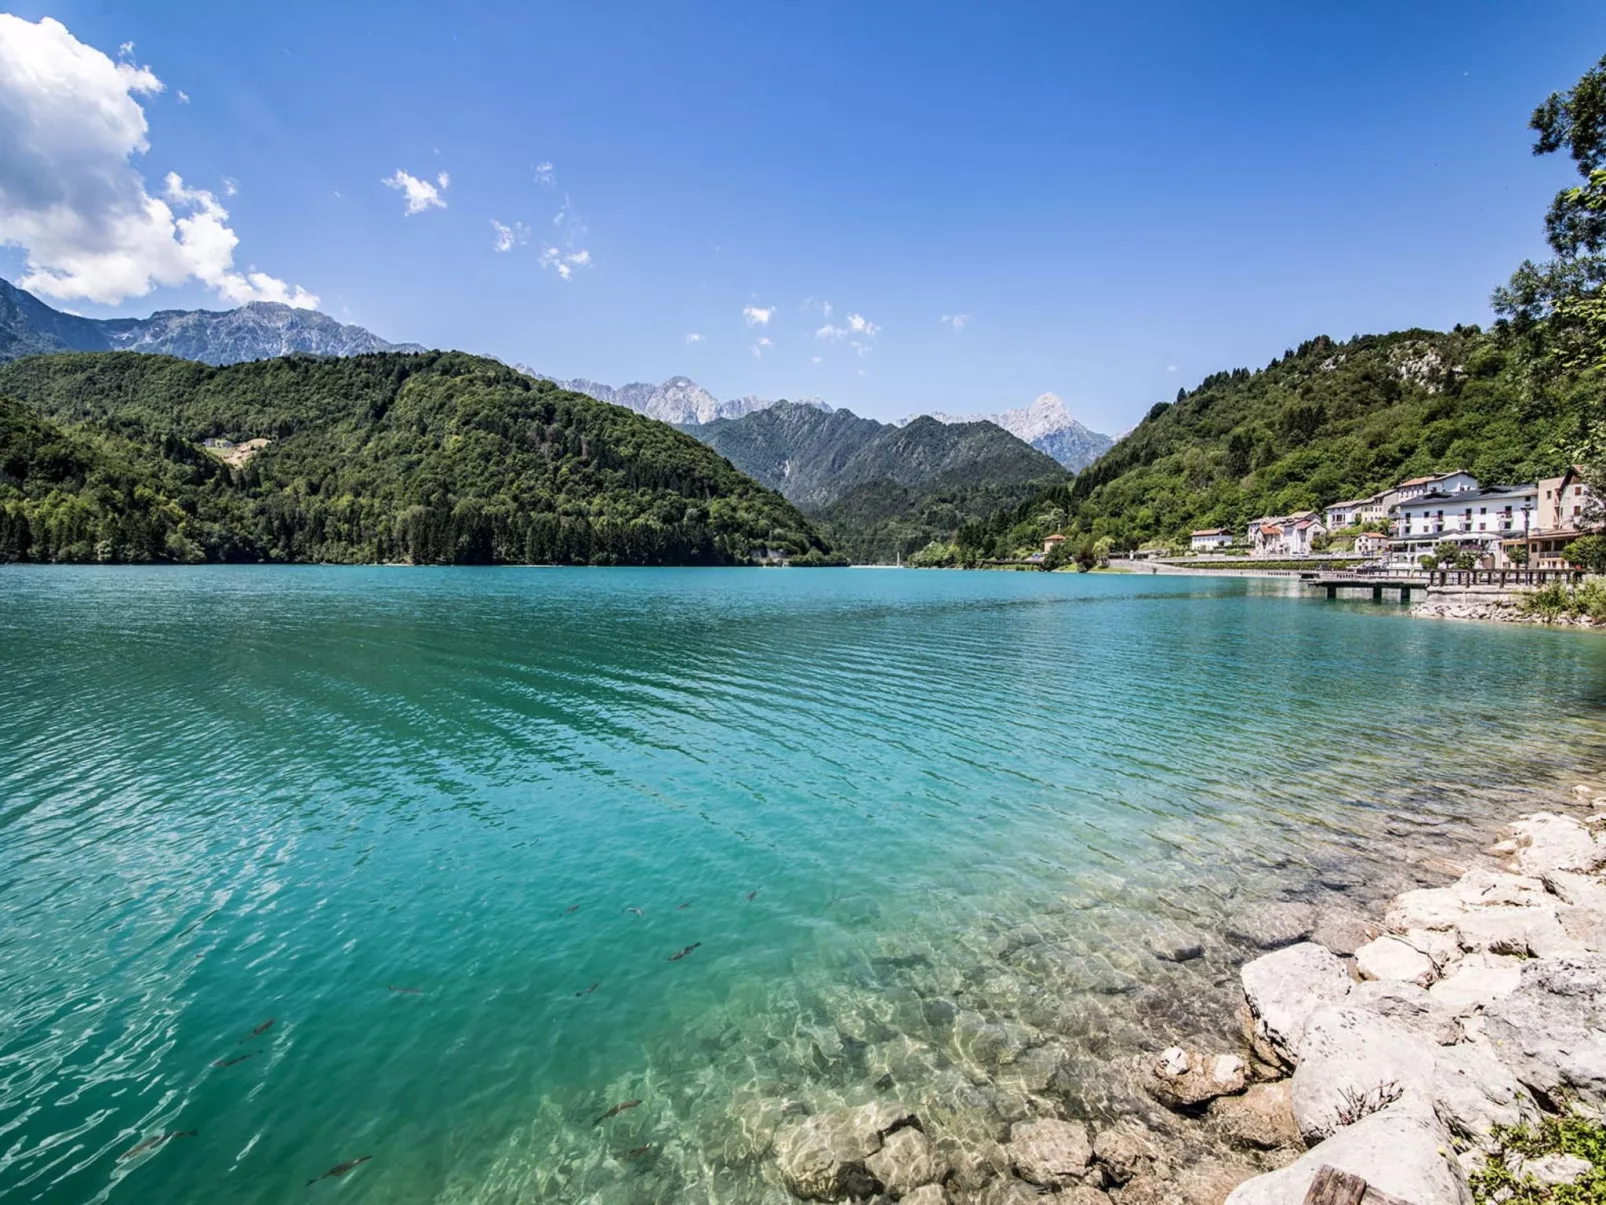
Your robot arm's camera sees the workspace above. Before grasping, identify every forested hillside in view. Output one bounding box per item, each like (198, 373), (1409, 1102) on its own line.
(684, 402), (1067, 562)
(960, 326), (1586, 558)
(0, 351), (835, 565)
(956, 54), (1606, 565)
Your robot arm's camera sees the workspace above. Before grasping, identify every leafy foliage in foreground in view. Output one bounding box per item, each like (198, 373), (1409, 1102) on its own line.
(0, 351), (835, 565)
(1470, 1111), (1606, 1204)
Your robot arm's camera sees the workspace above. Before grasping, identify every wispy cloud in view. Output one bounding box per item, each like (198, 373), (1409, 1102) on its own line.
(537, 194), (590, 279)
(491, 219), (529, 252)
(940, 313), (969, 332)
(176, 89), (189, 104)
(382, 168), (448, 214)
(743, 305), (773, 326)
(847, 312), (878, 336)
(1166, 364), (1179, 373)
(750, 336), (773, 359)
(221, 176), (238, 197)
(815, 323), (846, 342)
(685, 332), (705, 344)
(533, 160), (554, 186)
(539, 246), (590, 279)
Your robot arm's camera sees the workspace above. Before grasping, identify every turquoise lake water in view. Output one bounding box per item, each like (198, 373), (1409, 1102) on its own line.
(2, 567), (1605, 1204)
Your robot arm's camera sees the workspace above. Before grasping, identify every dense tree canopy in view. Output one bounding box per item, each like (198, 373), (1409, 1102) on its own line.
(0, 351), (837, 565)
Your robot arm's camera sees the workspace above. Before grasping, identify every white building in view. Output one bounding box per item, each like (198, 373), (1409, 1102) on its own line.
(1190, 528), (1233, 552)
(1393, 483), (1537, 564)
(1354, 531), (1390, 558)
(1323, 499), (1368, 529)
(1394, 470), (1479, 504)
(1247, 511), (1327, 557)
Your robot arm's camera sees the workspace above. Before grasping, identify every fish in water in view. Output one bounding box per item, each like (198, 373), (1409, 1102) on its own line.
(668, 943), (701, 961)
(120, 1130), (196, 1160)
(675, 901), (691, 910)
(307, 1155), (372, 1186)
(386, 985), (422, 995)
(575, 982), (598, 997)
(623, 907), (643, 917)
(562, 905), (579, 915)
(242, 1019), (274, 1041)
(213, 1053), (253, 1068)
(627, 1144), (654, 1160)
(593, 1099), (641, 1125)
(745, 890), (759, 902)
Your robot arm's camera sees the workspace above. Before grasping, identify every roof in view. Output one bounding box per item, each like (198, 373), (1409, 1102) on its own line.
(1399, 470), (1473, 488)
(1191, 528), (1228, 537)
(1397, 484), (1536, 510)
(1259, 524), (1283, 536)
(1327, 498), (1369, 509)
(1044, 533), (1065, 543)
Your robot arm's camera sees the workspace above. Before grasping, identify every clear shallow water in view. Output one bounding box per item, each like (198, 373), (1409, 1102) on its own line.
(2, 567), (1605, 1204)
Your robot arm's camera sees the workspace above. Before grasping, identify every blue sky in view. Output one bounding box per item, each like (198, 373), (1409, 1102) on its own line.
(2, 2), (1604, 432)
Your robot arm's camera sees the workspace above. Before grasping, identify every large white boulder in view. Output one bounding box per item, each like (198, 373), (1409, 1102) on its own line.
(1501, 812), (1606, 877)
(1223, 1103), (1471, 1205)
(1427, 952), (1526, 1017)
(1239, 943), (1352, 1067)
(1354, 934), (1438, 987)
(1482, 953), (1606, 1111)
(1290, 1007), (1436, 1143)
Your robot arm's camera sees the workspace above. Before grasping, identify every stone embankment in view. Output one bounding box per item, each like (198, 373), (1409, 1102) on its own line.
(755, 792), (1606, 1203)
(1411, 586), (1598, 626)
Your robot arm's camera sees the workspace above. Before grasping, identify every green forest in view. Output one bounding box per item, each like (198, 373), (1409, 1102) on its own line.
(0, 351), (837, 565)
(934, 55), (1606, 567)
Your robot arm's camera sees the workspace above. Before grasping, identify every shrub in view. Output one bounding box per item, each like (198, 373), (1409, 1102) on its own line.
(1470, 1110), (1606, 1204)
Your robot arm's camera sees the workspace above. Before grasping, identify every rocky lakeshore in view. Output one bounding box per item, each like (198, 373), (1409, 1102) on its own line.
(1411, 588), (1600, 628)
(738, 791), (1606, 1205)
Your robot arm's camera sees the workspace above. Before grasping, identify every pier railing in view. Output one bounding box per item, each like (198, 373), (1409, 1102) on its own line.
(1425, 568), (1582, 587)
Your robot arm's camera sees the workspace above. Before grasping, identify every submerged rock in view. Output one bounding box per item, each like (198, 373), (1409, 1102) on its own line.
(1309, 907), (1381, 956)
(1225, 902), (1317, 951)
(864, 1125), (947, 1196)
(773, 1100), (917, 1200)
(1005, 1118), (1092, 1190)
(1091, 1119), (1165, 1184)
(1209, 1081), (1301, 1151)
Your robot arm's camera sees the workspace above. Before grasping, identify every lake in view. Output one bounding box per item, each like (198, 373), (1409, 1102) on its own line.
(1, 566), (1603, 1203)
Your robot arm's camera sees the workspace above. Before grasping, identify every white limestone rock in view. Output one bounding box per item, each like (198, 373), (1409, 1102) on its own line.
(1482, 953), (1606, 1111)
(1350, 979), (1463, 1045)
(1427, 952), (1526, 1017)
(1355, 934), (1439, 987)
(1519, 1151), (1592, 1186)
(1290, 1007), (1437, 1144)
(1239, 942), (1352, 1067)
(1223, 1103), (1471, 1205)
(1501, 812), (1606, 876)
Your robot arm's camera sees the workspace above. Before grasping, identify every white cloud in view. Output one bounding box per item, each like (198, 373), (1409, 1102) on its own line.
(815, 323), (846, 341)
(811, 355), (822, 363)
(685, 332), (705, 344)
(117, 40), (134, 58)
(490, 219), (529, 252)
(743, 305), (773, 326)
(940, 313), (969, 332)
(750, 336), (773, 359)
(1166, 364), (1179, 373)
(0, 16), (315, 307)
(849, 339), (872, 357)
(533, 161), (554, 185)
(847, 312), (878, 336)
(221, 176), (238, 197)
(539, 245), (590, 280)
(382, 168), (448, 214)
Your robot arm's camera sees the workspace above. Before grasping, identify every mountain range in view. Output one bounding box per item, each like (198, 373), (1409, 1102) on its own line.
(683, 401), (1069, 562)
(522, 370), (832, 427)
(0, 278), (423, 366)
(924, 393), (1113, 471)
